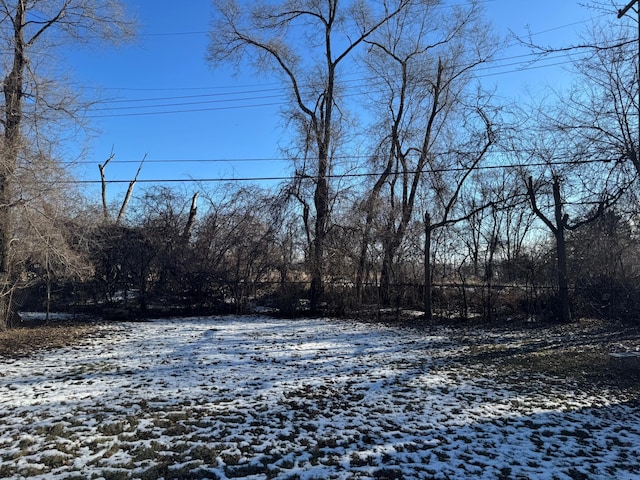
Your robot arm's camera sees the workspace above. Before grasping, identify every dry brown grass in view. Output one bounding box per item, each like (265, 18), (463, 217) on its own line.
(0, 323), (99, 357)
(462, 318), (640, 391)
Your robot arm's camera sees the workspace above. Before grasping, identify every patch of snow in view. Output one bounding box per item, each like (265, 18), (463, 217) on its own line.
(0, 316), (638, 479)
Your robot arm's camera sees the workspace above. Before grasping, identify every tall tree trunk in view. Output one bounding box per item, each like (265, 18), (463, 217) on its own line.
(0, 1), (26, 328)
(310, 54), (333, 313)
(552, 178), (572, 323)
(310, 152), (328, 312)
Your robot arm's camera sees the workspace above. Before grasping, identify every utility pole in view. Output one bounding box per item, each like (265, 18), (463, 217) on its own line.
(618, 0), (638, 18)
(617, 1), (640, 167)
(617, 0), (639, 67)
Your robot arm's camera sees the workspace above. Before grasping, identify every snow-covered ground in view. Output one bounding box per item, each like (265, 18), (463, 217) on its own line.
(0, 316), (639, 479)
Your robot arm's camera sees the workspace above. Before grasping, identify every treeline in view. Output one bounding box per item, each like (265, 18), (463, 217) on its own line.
(16, 179), (640, 324)
(1, 0), (639, 326)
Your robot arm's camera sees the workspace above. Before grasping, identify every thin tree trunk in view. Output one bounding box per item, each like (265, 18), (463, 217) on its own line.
(424, 212), (433, 321)
(182, 192), (199, 241)
(116, 154), (145, 225)
(380, 240), (395, 306)
(355, 226), (371, 304)
(99, 151), (115, 223)
(310, 142), (329, 313)
(45, 250), (51, 323)
(527, 175), (572, 323)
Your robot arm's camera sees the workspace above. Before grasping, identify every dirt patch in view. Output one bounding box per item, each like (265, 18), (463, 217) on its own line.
(459, 318), (640, 392)
(359, 312), (640, 391)
(0, 323), (100, 357)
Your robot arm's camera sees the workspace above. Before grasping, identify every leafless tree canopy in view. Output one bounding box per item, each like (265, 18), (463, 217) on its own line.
(0, 0), (134, 327)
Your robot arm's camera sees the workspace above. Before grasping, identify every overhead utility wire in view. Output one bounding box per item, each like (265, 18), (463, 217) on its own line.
(101, 87), (286, 104)
(89, 93), (287, 112)
(75, 149), (620, 165)
(84, 36), (633, 118)
(72, 157), (612, 184)
(79, 10), (609, 98)
(82, 56), (591, 118)
(89, 49), (586, 111)
(86, 101), (285, 118)
(93, 41), (611, 105)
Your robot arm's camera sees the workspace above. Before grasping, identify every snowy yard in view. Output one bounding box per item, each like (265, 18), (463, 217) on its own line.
(1, 315), (639, 479)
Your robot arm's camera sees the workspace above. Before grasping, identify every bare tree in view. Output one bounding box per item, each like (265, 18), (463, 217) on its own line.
(208, 0), (413, 311)
(13, 167), (94, 321)
(0, 0), (134, 327)
(520, 2), (639, 178)
(192, 184), (283, 312)
(354, 0), (499, 315)
(420, 124), (495, 321)
(560, 16), (639, 179)
(567, 206), (640, 320)
(449, 169), (533, 320)
(510, 3), (640, 322)
(98, 150), (146, 225)
(517, 105), (630, 323)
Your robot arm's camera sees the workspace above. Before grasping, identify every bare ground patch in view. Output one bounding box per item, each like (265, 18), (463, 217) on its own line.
(0, 323), (100, 357)
(456, 318), (640, 392)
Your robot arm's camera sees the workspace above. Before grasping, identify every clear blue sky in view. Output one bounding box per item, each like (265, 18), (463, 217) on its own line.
(62, 0), (621, 200)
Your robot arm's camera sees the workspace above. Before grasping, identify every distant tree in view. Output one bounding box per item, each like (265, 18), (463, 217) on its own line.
(131, 186), (199, 309)
(452, 169), (537, 320)
(208, 0), (413, 311)
(98, 150), (146, 225)
(89, 223), (154, 309)
(508, 3), (640, 322)
(560, 16), (639, 185)
(568, 207), (640, 319)
(15, 181), (94, 320)
(0, 0), (134, 327)
(191, 185), (283, 312)
(569, 207), (637, 282)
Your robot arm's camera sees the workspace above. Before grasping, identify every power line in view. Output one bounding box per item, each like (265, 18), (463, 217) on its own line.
(99, 87), (288, 104)
(79, 36), (634, 119)
(80, 60), (588, 118)
(119, 0), (591, 44)
(74, 8), (613, 101)
(71, 157), (614, 185)
(73, 150), (622, 165)
(85, 101), (284, 118)
(89, 93), (287, 112)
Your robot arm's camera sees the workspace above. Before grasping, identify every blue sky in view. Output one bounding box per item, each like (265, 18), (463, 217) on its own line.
(62, 0), (618, 200)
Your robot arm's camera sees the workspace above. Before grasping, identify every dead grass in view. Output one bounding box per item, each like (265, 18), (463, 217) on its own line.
(463, 318), (640, 391)
(499, 345), (640, 389)
(0, 323), (100, 357)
